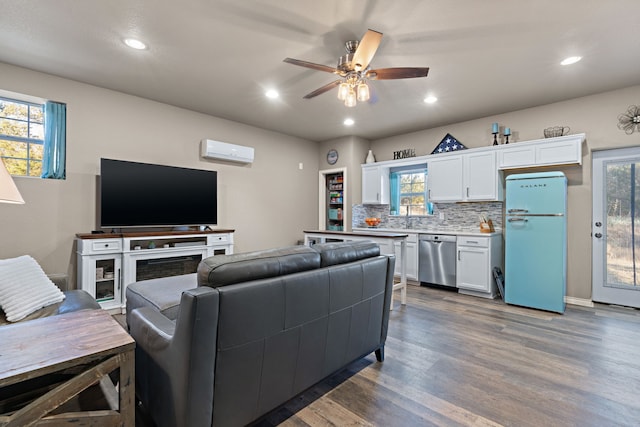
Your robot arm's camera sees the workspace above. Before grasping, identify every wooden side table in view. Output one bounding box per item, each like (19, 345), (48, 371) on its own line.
(0, 309), (135, 426)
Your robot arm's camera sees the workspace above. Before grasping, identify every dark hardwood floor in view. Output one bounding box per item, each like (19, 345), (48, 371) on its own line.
(136, 285), (640, 426)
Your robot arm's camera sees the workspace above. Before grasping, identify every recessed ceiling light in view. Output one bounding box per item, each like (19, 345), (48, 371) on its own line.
(561, 56), (582, 66)
(265, 89), (279, 99)
(124, 38), (147, 50)
(344, 118), (354, 126)
(424, 95), (438, 104)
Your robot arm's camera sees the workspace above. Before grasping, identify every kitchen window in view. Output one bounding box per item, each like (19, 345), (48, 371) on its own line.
(390, 165), (428, 216)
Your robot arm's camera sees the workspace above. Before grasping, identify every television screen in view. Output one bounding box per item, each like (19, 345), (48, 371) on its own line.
(100, 158), (217, 228)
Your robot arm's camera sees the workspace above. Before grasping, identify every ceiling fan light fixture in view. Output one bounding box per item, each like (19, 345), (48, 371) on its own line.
(337, 82), (349, 100)
(357, 82), (370, 102)
(345, 90), (357, 107)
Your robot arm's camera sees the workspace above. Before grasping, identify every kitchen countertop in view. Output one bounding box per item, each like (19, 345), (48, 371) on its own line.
(352, 227), (502, 237)
(303, 229), (409, 238)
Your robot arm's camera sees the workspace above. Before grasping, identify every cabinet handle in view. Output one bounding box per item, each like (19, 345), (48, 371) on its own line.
(458, 250), (461, 261)
(466, 187), (469, 197)
(117, 268), (121, 291)
(466, 240), (479, 244)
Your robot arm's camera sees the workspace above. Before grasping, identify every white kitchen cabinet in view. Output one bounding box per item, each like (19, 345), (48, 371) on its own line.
(456, 235), (502, 298)
(464, 151), (502, 201)
(361, 164), (390, 204)
(394, 234), (418, 280)
(497, 133), (584, 169)
(427, 154), (463, 202)
(428, 152), (501, 202)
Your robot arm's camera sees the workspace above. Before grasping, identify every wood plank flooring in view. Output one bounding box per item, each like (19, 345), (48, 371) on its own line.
(253, 285), (640, 427)
(134, 285), (640, 426)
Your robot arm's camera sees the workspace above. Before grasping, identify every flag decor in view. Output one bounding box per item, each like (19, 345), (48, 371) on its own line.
(430, 133), (467, 154)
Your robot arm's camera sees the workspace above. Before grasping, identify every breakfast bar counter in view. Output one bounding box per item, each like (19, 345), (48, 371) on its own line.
(303, 230), (408, 308)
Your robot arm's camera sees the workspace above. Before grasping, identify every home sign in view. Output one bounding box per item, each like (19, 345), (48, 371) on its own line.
(393, 148), (416, 160)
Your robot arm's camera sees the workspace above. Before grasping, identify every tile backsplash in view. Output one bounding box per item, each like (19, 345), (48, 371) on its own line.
(352, 202), (503, 232)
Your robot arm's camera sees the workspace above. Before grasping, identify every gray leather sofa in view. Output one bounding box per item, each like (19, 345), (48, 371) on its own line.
(0, 275), (100, 326)
(126, 241), (395, 427)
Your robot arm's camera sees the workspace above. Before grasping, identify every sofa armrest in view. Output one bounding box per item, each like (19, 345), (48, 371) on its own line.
(130, 286), (220, 427)
(129, 307), (176, 351)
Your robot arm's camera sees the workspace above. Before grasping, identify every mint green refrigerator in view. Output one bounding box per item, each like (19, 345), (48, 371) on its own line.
(505, 172), (567, 313)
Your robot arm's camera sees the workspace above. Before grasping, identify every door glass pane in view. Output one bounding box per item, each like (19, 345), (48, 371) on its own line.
(606, 162), (640, 287)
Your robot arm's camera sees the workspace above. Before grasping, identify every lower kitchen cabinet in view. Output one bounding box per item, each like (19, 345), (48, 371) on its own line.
(456, 234), (502, 298)
(394, 234), (418, 280)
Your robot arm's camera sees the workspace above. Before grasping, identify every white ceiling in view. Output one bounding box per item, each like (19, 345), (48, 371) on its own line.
(1, 0), (639, 142)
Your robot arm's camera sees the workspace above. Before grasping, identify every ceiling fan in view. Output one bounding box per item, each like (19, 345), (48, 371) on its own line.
(283, 29), (429, 107)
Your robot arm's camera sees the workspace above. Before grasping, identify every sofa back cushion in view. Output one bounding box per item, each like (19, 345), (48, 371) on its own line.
(197, 245), (320, 288)
(312, 240), (380, 267)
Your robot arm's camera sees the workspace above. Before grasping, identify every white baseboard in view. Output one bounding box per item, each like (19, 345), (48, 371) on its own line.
(565, 296), (594, 307)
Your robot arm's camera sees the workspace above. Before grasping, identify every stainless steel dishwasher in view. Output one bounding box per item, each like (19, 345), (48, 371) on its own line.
(418, 234), (457, 288)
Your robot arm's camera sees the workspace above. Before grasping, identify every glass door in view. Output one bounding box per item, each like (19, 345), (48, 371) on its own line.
(592, 147), (640, 307)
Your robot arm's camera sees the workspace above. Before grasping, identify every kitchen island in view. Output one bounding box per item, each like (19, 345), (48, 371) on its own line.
(303, 230), (408, 308)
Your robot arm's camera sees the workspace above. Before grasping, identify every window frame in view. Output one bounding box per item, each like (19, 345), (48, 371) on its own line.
(390, 164), (428, 216)
(0, 95), (45, 177)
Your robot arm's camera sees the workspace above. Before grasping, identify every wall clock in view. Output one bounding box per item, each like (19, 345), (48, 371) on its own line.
(327, 149), (338, 165)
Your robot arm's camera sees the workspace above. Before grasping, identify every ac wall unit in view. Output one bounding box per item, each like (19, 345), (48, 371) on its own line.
(200, 139), (254, 164)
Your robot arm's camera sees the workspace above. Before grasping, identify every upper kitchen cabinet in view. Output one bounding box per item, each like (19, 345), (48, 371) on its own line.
(497, 133), (584, 170)
(426, 154), (463, 202)
(427, 151), (502, 202)
(464, 151), (502, 201)
(362, 164), (390, 204)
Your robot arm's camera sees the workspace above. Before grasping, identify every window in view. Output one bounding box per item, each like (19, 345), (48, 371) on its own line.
(0, 96), (44, 177)
(390, 165), (428, 216)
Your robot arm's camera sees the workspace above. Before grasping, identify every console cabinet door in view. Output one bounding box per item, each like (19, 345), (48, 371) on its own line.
(427, 155), (463, 202)
(78, 254), (122, 311)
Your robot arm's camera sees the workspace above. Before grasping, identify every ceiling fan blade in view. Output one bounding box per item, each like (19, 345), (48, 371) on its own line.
(303, 80), (342, 99)
(283, 57), (339, 74)
(351, 29), (383, 71)
(366, 67), (430, 80)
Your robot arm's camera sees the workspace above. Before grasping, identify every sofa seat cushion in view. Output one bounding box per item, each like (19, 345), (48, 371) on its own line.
(0, 290), (100, 326)
(197, 245), (320, 288)
(126, 273), (197, 322)
(312, 241), (380, 267)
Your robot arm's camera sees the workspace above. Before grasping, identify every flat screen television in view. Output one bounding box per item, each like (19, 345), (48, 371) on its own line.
(99, 158), (217, 228)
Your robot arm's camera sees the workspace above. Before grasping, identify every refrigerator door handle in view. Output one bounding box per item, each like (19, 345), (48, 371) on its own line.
(508, 217), (528, 222)
(508, 208), (529, 213)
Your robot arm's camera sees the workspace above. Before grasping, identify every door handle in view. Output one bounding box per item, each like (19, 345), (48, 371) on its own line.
(508, 217), (528, 222)
(594, 233), (602, 238)
(508, 209), (529, 213)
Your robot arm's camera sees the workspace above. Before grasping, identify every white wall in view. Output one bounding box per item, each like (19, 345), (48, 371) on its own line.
(0, 63), (320, 283)
(370, 85), (640, 300)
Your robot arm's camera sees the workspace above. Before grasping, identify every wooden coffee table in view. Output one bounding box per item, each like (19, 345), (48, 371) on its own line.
(0, 309), (135, 426)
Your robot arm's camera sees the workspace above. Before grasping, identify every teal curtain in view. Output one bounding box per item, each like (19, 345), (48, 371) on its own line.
(41, 101), (66, 179)
(389, 171), (400, 214)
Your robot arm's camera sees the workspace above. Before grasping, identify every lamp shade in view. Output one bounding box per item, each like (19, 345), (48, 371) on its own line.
(0, 160), (25, 204)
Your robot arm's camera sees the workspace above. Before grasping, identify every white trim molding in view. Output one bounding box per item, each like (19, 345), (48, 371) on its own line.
(565, 296), (594, 308)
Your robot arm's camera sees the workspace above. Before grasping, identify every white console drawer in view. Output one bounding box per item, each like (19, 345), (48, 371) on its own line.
(457, 236), (489, 247)
(91, 239), (122, 252)
(77, 238), (122, 254)
(209, 234), (230, 244)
